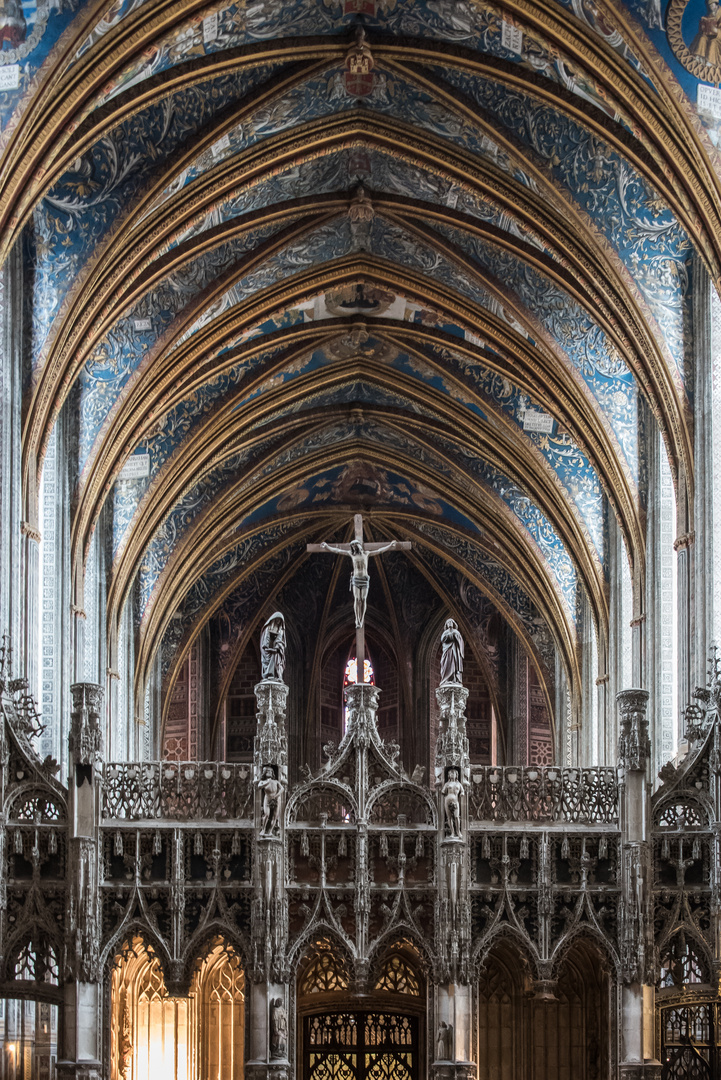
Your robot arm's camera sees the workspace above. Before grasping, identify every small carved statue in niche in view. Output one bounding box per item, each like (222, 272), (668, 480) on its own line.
(436, 1020), (453, 1060)
(442, 768), (464, 839)
(439, 619), (464, 685)
(118, 1004), (133, 1079)
(270, 996), (288, 1058)
(411, 764), (426, 785)
(258, 766), (283, 836)
(260, 612), (286, 681)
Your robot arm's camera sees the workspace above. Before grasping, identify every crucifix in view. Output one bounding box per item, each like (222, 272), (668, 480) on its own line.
(307, 514), (411, 683)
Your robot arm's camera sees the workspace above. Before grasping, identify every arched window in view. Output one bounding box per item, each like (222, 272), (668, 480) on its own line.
(374, 954), (421, 996)
(344, 656), (375, 688)
(110, 936), (245, 1080)
(299, 948), (349, 995)
(13, 938), (59, 984)
(193, 942), (245, 1080)
(659, 933), (709, 987)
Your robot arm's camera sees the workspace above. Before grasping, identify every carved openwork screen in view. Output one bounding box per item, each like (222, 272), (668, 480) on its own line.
(299, 950), (350, 995)
(660, 1001), (720, 1078)
(373, 955), (420, 996)
(659, 934), (709, 988)
(299, 943), (423, 1080)
(303, 1012), (418, 1080)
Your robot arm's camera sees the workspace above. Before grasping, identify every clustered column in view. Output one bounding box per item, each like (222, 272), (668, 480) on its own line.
(247, 615), (290, 1080)
(617, 688), (661, 1080)
(433, 646), (474, 1080)
(58, 682), (104, 1080)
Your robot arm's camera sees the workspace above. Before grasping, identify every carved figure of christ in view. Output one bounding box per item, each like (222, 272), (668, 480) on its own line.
(307, 514), (411, 682)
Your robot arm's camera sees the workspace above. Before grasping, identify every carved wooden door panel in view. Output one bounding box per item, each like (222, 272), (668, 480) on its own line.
(304, 1011), (418, 1080)
(661, 1003), (717, 1079)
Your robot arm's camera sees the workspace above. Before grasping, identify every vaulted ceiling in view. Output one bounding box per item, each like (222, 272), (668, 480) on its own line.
(3, 0), (718, 734)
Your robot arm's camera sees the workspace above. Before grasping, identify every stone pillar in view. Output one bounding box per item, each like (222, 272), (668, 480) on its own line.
(675, 533), (693, 731)
(248, 677), (290, 1080)
(20, 520), (40, 698)
(433, 681), (475, 1080)
(58, 684), (104, 1080)
(617, 689), (662, 1079)
(72, 606), (86, 684)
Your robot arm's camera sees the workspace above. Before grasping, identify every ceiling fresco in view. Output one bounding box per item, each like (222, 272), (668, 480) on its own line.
(4, 0), (720, 736)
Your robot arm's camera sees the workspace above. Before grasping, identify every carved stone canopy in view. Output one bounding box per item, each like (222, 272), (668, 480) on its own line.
(617, 688), (650, 772)
(69, 682), (104, 767)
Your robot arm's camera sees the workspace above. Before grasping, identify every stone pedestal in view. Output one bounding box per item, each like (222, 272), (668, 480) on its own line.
(58, 981), (102, 1079)
(344, 681), (382, 744)
(431, 1064), (476, 1080)
(254, 679), (288, 781)
(434, 683), (470, 786)
(56, 1065), (102, 1080)
(246, 980), (291, 1080)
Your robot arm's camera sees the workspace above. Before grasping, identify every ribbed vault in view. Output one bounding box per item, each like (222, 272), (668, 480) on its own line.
(4, 0), (717, 757)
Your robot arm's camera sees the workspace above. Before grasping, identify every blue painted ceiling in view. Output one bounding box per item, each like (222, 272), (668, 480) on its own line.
(4, 0), (718, 730)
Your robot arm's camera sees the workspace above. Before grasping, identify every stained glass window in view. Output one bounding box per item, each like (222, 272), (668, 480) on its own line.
(344, 657), (374, 687)
(343, 656), (375, 733)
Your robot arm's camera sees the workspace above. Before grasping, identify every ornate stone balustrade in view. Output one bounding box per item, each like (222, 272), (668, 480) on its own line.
(468, 765), (619, 824)
(101, 761), (254, 822)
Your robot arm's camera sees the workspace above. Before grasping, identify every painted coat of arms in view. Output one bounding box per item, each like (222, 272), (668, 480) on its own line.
(344, 26), (375, 97)
(668, 0), (721, 82)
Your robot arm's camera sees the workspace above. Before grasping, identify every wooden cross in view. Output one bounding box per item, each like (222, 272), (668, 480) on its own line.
(307, 514), (411, 683)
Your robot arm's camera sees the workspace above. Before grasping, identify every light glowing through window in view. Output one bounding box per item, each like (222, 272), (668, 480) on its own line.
(344, 658), (374, 686)
(343, 656), (374, 733)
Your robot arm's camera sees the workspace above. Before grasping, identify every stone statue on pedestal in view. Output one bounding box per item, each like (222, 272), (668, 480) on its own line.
(439, 619), (464, 685)
(437, 1020), (453, 1060)
(260, 612), (286, 681)
(270, 997), (288, 1058)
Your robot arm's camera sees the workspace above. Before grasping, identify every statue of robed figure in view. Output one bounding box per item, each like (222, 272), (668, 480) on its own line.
(260, 612), (286, 681)
(439, 618), (464, 685)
